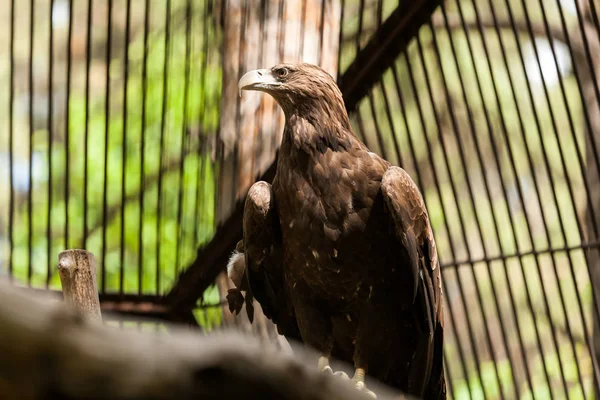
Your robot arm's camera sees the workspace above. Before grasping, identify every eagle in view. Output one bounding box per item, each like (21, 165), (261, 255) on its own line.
(226, 62), (445, 399)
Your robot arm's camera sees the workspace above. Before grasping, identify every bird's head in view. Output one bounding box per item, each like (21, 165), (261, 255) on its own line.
(238, 62), (350, 128)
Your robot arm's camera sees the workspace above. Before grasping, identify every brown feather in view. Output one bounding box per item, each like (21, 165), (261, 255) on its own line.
(236, 63), (445, 399)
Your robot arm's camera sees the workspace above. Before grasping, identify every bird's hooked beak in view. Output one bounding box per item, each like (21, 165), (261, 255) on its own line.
(238, 69), (281, 97)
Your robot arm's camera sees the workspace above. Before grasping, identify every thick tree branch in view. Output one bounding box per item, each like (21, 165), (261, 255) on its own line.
(0, 280), (411, 400)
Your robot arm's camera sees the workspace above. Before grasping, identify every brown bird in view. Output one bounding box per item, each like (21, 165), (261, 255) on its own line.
(227, 62), (445, 399)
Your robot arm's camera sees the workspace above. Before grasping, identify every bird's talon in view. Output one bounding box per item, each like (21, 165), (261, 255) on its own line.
(354, 381), (377, 398)
(321, 365), (334, 374)
(333, 370), (350, 380)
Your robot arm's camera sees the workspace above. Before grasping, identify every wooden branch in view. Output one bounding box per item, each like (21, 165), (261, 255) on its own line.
(0, 280), (410, 400)
(58, 250), (102, 322)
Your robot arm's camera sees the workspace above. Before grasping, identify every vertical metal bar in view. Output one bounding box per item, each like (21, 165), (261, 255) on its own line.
(515, 0), (599, 391)
(318, 0), (325, 66)
(139, 0), (150, 295)
(481, 0), (580, 394)
(535, 0), (600, 390)
(231, 0), (249, 204)
(101, 0), (113, 294)
(299, 0), (307, 61)
(377, 82), (402, 168)
(427, 18), (516, 397)
(414, 32), (504, 400)
(356, 0), (365, 53)
(574, 0), (600, 122)
(47, 0), (55, 288)
(271, 0), (285, 150)
(278, 0), (285, 73)
(497, 0), (598, 392)
(551, 2), (600, 389)
(337, 0), (345, 78)
(354, 110), (369, 148)
(554, 0), (600, 236)
(8, 0), (15, 284)
(376, 0), (383, 28)
(175, 0), (193, 276)
(563, 0), (600, 323)
(28, 0), (35, 286)
(65, 0), (73, 250)
(439, 1), (552, 395)
(213, 0), (225, 224)
(157, 0), (172, 294)
(376, 80), (403, 167)
(403, 49), (485, 399)
(586, 0), (600, 45)
(83, 0), (93, 251)
(367, 92), (389, 161)
(120, 0), (132, 298)
(250, 0), (268, 183)
(454, 1), (548, 396)
(391, 60), (472, 400)
(193, 0), (210, 247)
(213, 0), (222, 156)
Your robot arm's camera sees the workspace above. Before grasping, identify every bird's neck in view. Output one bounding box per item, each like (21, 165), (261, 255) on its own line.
(281, 112), (355, 157)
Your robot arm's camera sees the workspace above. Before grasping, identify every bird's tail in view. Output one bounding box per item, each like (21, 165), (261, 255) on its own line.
(423, 323), (446, 400)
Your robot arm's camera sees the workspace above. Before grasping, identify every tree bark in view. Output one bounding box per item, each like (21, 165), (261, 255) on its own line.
(217, 0), (341, 225)
(57, 249), (102, 322)
(0, 279), (409, 400)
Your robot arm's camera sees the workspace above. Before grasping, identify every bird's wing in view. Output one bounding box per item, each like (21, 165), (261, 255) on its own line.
(239, 181), (302, 341)
(381, 166), (445, 398)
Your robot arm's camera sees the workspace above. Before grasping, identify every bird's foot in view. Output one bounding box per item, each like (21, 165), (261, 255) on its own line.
(318, 356), (331, 373)
(321, 365), (334, 374)
(353, 380), (377, 398)
(333, 370), (350, 380)
(352, 368), (377, 398)
(319, 356), (351, 380)
(226, 288), (245, 315)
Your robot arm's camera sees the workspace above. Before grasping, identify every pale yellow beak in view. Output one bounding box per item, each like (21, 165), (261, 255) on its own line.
(238, 69), (281, 96)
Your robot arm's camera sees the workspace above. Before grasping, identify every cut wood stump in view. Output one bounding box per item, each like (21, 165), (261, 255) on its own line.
(57, 249), (102, 322)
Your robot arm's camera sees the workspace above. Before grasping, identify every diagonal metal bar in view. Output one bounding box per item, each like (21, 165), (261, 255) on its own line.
(338, 0), (442, 112)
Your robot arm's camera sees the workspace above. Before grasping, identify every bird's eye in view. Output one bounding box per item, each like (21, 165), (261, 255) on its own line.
(277, 68), (288, 79)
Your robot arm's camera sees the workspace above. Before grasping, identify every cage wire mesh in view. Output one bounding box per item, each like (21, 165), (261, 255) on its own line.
(350, 0), (600, 398)
(0, 0), (222, 297)
(2, 0), (600, 399)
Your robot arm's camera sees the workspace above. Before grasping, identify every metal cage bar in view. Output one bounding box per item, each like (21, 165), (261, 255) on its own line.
(4, 1), (600, 398)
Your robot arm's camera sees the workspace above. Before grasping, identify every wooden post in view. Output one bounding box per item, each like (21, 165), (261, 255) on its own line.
(57, 249), (102, 322)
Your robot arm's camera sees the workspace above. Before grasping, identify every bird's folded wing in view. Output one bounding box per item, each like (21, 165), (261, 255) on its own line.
(242, 181), (302, 341)
(380, 166), (443, 328)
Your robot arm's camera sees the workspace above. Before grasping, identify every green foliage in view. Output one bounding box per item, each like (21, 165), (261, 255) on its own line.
(193, 284), (223, 331)
(7, 0), (221, 302)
